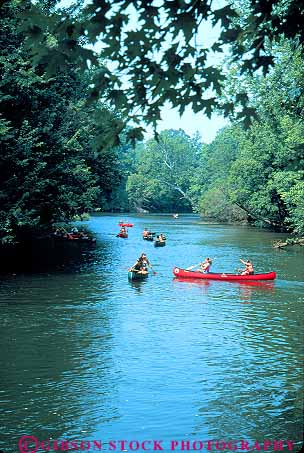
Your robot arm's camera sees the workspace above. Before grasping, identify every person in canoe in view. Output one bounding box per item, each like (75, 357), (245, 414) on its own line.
(240, 259), (254, 275)
(129, 258), (146, 274)
(120, 226), (127, 234)
(140, 253), (152, 271)
(142, 228), (150, 238)
(158, 233), (166, 242)
(186, 257), (212, 273)
(199, 257), (212, 273)
(129, 253), (150, 274)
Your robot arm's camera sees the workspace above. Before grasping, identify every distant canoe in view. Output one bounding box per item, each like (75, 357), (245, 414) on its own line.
(173, 267), (276, 281)
(119, 222), (134, 227)
(143, 235), (154, 241)
(52, 233), (96, 244)
(117, 232), (128, 238)
(128, 270), (148, 281)
(154, 240), (166, 247)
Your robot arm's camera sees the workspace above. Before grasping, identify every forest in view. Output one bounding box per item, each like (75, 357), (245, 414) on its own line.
(0, 0), (303, 243)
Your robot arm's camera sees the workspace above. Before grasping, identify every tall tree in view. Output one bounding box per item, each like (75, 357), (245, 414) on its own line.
(127, 129), (199, 212)
(197, 40), (304, 233)
(227, 41), (304, 232)
(0, 1), (121, 243)
(191, 126), (247, 222)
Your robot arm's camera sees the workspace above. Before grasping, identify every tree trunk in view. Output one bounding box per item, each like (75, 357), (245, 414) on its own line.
(161, 181), (195, 206)
(234, 202), (285, 229)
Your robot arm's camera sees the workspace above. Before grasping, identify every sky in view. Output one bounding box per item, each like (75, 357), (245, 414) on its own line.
(143, 0), (229, 143)
(146, 105), (228, 143)
(58, 0), (229, 143)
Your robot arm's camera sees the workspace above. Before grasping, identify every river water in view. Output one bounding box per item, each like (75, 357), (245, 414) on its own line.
(0, 214), (303, 453)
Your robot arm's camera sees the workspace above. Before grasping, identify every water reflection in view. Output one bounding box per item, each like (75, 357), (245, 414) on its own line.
(173, 277), (275, 303)
(0, 254), (120, 450)
(237, 281), (275, 303)
(129, 279), (149, 293)
(0, 214), (303, 452)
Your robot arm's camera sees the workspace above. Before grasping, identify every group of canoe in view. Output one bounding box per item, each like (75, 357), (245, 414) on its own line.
(129, 254), (276, 282)
(142, 229), (166, 247)
(52, 227), (96, 243)
(118, 221), (276, 282)
(117, 223), (167, 247)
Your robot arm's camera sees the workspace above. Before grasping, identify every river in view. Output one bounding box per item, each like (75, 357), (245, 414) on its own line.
(0, 214), (303, 453)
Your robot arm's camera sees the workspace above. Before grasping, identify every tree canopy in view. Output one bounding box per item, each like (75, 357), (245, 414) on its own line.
(124, 38), (304, 234)
(191, 40), (304, 233)
(0, 1), (123, 243)
(1, 0), (303, 243)
(126, 129), (199, 212)
(10, 0), (304, 140)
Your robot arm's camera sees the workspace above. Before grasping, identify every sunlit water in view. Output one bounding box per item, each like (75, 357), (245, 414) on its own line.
(0, 214), (303, 453)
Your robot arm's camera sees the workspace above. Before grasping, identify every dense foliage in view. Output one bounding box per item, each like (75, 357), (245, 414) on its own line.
(0, 1), (122, 243)
(13, 0), (304, 141)
(124, 40), (304, 234)
(126, 129), (199, 212)
(0, 0), (303, 244)
(198, 41), (304, 234)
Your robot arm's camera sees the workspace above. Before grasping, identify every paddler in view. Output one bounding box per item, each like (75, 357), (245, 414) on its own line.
(140, 253), (152, 271)
(240, 259), (254, 275)
(199, 257), (212, 273)
(129, 253), (153, 274)
(187, 257), (212, 273)
(142, 228), (150, 238)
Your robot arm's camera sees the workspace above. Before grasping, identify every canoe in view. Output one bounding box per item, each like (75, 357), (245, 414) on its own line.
(128, 270), (148, 281)
(52, 233), (96, 243)
(173, 267), (276, 281)
(143, 235), (154, 241)
(117, 232), (128, 238)
(154, 241), (166, 247)
(119, 222), (134, 227)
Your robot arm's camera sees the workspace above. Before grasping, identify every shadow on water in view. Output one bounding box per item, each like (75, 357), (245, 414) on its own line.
(0, 239), (121, 451)
(128, 278), (150, 294)
(0, 236), (106, 274)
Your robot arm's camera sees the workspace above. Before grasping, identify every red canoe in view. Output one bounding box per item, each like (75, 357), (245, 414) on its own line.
(173, 267), (276, 281)
(117, 232), (128, 238)
(118, 222), (134, 227)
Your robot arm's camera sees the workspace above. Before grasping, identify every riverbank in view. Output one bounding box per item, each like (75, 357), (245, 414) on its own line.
(273, 237), (304, 248)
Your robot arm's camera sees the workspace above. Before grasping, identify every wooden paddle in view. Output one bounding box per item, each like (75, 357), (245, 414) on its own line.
(149, 264), (157, 275)
(186, 257), (215, 271)
(186, 262), (201, 270)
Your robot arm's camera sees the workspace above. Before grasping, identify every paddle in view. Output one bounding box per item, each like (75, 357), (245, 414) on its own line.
(150, 266), (157, 275)
(186, 262), (201, 270)
(126, 261), (157, 275)
(59, 226), (74, 238)
(128, 267), (156, 276)
(186, 257), (215, 271)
